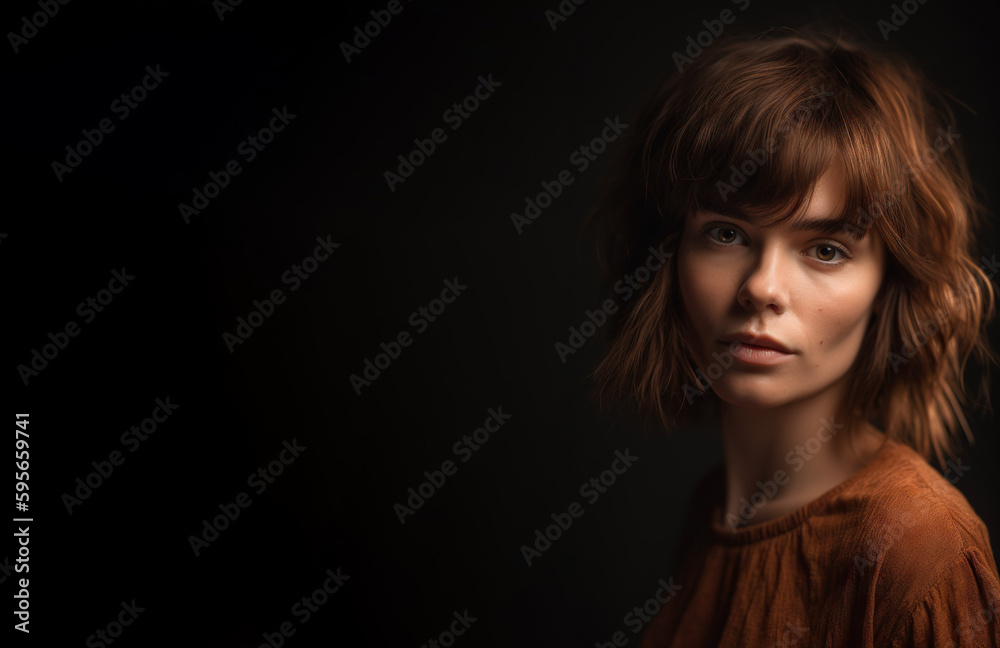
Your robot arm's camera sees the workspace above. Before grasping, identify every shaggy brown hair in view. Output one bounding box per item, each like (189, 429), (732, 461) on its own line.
(583, 26), (996, 467)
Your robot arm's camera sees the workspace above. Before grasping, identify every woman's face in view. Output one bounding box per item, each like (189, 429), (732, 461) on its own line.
(676, 166), (886, 409)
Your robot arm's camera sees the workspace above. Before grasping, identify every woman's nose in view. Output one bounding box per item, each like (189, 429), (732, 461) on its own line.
(736, 245), (791, 314)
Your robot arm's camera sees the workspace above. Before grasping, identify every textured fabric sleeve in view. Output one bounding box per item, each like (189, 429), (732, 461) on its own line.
(888, 547), (1000, 647)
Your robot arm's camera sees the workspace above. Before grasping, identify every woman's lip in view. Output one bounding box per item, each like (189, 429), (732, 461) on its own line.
(719, 341), (795, 366)
(734, 342), (785, 352)
(722, 334), (793, 354)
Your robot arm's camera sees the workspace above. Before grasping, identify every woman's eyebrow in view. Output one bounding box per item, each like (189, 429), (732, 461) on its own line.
(704, 209), (852, 236)
(790, 216), (853, 235)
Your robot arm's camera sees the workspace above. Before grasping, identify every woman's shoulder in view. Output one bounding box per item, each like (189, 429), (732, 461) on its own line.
(834, 437), (1000, 644)
(838, 436), (992, 557)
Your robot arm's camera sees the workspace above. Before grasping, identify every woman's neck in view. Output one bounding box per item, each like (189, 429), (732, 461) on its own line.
(715, 380), (886, 530)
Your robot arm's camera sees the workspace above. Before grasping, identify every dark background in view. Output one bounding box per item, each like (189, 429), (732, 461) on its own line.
(3, 0), (999, 645)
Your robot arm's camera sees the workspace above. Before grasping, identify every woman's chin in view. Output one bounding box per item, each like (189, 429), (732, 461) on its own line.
(710, 380), (798, 410)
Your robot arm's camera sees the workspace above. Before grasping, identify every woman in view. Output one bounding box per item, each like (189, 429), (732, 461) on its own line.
(585, 26), (1000, 647)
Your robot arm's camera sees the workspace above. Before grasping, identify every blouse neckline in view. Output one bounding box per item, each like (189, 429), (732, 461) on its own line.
(706, 436), (900, 545)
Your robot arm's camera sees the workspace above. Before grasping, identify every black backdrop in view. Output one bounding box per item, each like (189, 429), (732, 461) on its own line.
(4, 0), (999, 645)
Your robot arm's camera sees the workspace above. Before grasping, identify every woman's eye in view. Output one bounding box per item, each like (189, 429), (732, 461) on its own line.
(810, 243), (851, 264)
(707, 226), (744, 245)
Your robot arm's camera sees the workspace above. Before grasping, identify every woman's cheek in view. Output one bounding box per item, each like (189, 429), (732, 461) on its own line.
(809, 272), (878, 344)
(677, 253), (731, 356)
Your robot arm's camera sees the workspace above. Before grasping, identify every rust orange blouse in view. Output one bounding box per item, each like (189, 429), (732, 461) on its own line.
(639, 437), (1000, 647)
